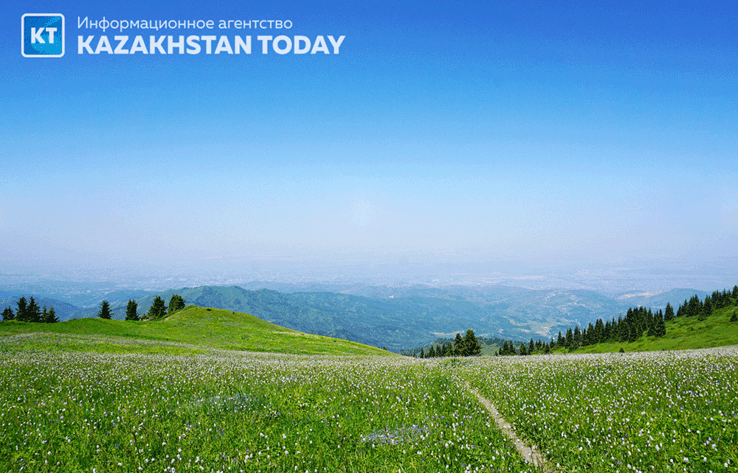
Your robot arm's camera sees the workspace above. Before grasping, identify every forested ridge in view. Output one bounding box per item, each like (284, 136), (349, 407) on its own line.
(496, 285), (738, 356)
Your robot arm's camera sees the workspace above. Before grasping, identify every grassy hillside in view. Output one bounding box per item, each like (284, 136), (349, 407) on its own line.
(574, 304), (738, 353)
(0, 305), (389, 356)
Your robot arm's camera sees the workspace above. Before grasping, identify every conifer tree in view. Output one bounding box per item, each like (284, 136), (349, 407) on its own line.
(595, 318), (605, 343)
(647, 319), (656, 337)
(731, 310), (738, 322)
(168, 294), (186, 314)
(27, 297), (42, 323)
(428, 345), (436, 358)
(44, 307), (59, 323)
(453, 333), (464, 356)
(655, 312), (666, 337)
(565, 328), (573, 348)
(463, 329), (482, 356)
(702, 296), (713, 319)
(15, 297), (28, 322)
(519, 343), (527, 356)
(2, 306), (14, 321)
(664, 303), (674, 321)
(125, 299), (139, 321)
(26, 296), (41, 323)
(97, 300), (113, 320)
(147, 296), (167, 320)
(419, 348), (425, 359)
(619, 319), (630, 342)
(646, 308), (654, 334)
(628, 320), (640, 342)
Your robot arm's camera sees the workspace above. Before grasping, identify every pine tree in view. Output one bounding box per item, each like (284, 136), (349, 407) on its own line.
(2, 306), (14, 321)
(168, 294), (186, 314)
(646, 309), (655, 334)
(528, 338), (535, 353)
(41, 306), (48, 324)
(125, 299), (139, 321)
(15, 297), (28, 322)
(573, 326), (581, 348)
(701, 296), (713, 319)
(147, 296), (167, 320)
(519, 343), (528, 356)
(664, 303), (674, 321)
(731, 310), (738, 322)
(619, 319), (630, 342)
(656, 312), (666, 337)
(419, 348), (425, 359)
(464, 329), (482, 356)
(45, 307), (59, 323)
(628, 320), (639, 342)
(97, 300), (113, 319)
(27, 296), (42, 323)
(453, 333), (464, 356)
(585, 322), (595, 346)
(647, 318), (657, 337)
(428, 345), (436, 358)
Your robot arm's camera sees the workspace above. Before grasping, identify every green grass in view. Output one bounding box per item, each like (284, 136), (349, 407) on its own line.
(0, 351), (537, 472)
(0, 305), (389, 356)
(2, 303), (737, 472)
(461, 349), (738, 472)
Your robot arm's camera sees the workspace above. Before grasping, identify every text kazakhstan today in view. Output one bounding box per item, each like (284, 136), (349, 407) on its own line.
(76, 17), (345, 55)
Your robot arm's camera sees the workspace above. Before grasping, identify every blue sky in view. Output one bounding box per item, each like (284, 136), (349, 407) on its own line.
(1, 1), (737, 277)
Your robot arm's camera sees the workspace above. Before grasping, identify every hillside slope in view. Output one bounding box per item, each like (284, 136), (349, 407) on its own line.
(576, 304), (738, 353)
(0, 306), (389, 356)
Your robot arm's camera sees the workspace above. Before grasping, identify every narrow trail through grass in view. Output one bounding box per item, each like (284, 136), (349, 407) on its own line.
(465, 381), (556, 473)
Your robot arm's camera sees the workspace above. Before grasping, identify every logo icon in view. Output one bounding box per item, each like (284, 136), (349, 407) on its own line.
(22, 14), (65, 58)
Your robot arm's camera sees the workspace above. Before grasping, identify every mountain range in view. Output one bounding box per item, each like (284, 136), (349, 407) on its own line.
(0, 283), (710, 351)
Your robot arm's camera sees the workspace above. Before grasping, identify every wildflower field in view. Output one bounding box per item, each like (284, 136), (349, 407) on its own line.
(461, 348), (738, 473)
(1, 330), (737, 473)
(0, 336), (533, 473)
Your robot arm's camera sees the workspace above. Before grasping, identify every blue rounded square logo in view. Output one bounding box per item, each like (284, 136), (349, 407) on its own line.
(22, 14), (65, 58)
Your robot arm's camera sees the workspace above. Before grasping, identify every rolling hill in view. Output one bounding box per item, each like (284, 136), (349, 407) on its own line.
(0, 305), (389, 356)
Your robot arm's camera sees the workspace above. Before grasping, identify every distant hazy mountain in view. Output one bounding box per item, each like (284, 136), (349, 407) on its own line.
(70, 284), (703, 351)
(2, 282), (716, 352)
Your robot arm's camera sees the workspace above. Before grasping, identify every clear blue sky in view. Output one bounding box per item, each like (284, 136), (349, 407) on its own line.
(1, 1), (737, 276)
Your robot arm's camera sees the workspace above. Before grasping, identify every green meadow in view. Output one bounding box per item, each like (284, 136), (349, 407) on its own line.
(0, 306), (387, 356)
(2, 304), (737, 472)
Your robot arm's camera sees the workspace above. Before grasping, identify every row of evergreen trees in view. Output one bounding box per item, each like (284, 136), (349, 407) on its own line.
(97, 294), (186, 321)
(2, 296), (59, 323)
(496, 285), (738, 356)
(1, 293), (188, 323)
(411, 329), (482, 358)
(676, 286), (738, 320)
